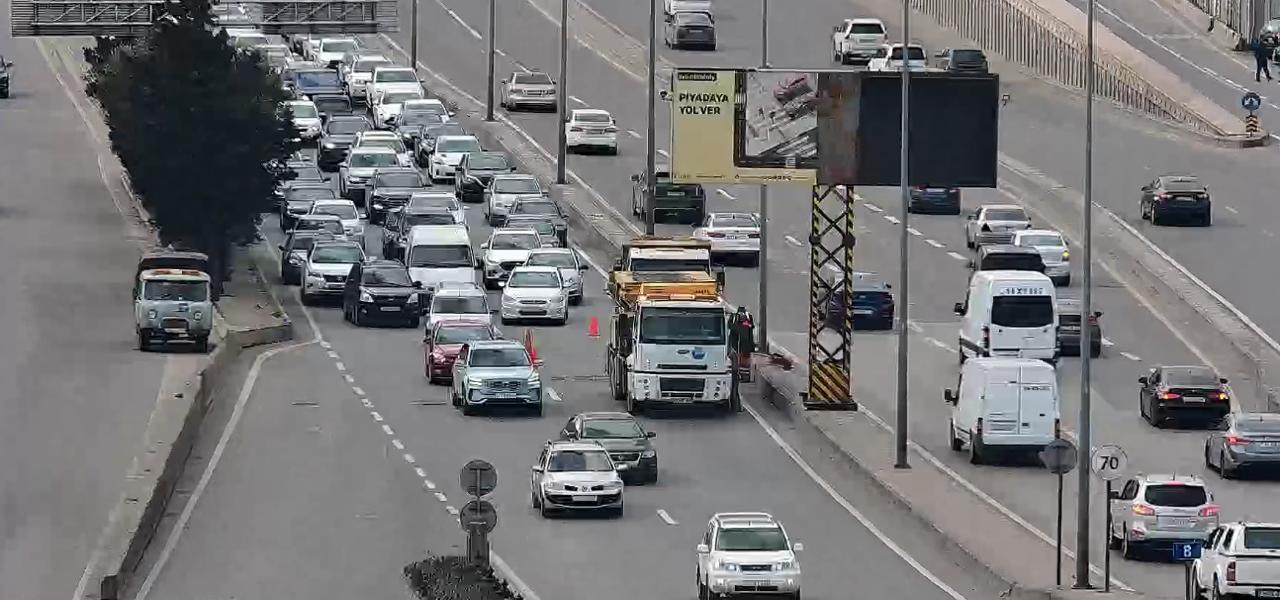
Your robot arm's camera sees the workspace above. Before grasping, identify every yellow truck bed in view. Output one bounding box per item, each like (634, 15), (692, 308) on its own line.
(609, 271), (720, 306)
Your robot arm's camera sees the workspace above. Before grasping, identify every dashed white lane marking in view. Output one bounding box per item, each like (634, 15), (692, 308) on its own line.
(907, 321), (923, 333)
(947, 251), (968, 261)
(716, 188), (736, 200)
(434, 492), (449, 503)
(415, 467), (427, 478)
(446, 505), (460, 516)
(403, 453), (417, 464)
(925, 239), (944, 248)
(352, 386), (366, 396)
(424, 480), (437, 490)
(863, 203), (883, 212)
(326, 350), (340, 359)
(884, 215), (901, 224)
(381, 424), (394, 436)
(443, 6), (483, 39)
(926, 337), (952, 350)
(656, 509), (678, 525)
(320, 341), (331, 349)
(906, 227), (922, 236)
(1120, 351), (1142, 361)
(370, 411), (384, 422)
(495, 48), (507, 57)
(568, 95), (587, 106)
(784, 235), (804, 248)
(343, 374), (355, 383)
(1225, 206), (1239, 214)
(548, 388), (563, 403)
(627, 129), (641, 139)
(360, 397), (374, 408)
(392, 438), (406, 451)
(656, 149), (669, 158)
(1101, 337), (1115, 347)
(335, 361), (347, 372)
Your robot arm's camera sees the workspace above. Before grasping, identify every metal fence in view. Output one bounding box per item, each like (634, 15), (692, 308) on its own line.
(11, 0), (399, 37)
(912, 0), (1228, 135)
(1186, 0), (1271, 45)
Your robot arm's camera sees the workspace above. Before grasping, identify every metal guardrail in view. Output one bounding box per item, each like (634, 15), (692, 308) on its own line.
(912, 0), (1229, 135)
(11, 0), (399, 37)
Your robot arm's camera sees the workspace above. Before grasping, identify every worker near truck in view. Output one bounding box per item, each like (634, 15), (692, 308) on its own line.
(727, 306), (756, 383)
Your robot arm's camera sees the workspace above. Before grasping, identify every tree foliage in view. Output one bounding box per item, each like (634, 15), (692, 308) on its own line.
(84, 0), (300, 282)
(404, 555), (514, 600)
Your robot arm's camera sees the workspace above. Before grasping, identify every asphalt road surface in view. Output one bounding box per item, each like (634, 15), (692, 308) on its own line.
(0, 30), (173, 600)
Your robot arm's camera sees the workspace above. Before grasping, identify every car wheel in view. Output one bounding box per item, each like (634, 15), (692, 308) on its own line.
(353, 308), (365, 327)
(461, 401), (477, 416)
(406, 316), (420, 328)
(569, 294), (582, 306)
(698, 582), (710, 600)
(501, 316), (512, 326)
(646, 467), (658, 485)
(1151, 405), (1166, 428)
(965, 232), (975, 249)
(193, 336), (210, 353)
(949, 421), (963, 452)
(1151, 208), (1163, 226)
(530, 402), (543, 417)
(968, 434), (985, 465)
(612, 502), (624, 518)
(539, 500), (552, 518)
(451, 390), (462, 407)
(1220, 452), (1237, 479)
(1202, 210), (1213, 226)
(1211, 577), (1223, 600)
(1191, 567), (1206, 600)
(557, 313), (568, 326)
(1089, 343), (1101, 359)
(1121, 532), (1138, 559)
(137, 330), (150, 352)
(300, 290), (313, 306)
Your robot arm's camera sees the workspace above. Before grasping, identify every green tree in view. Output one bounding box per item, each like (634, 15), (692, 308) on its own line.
(84, 0), (300, 292)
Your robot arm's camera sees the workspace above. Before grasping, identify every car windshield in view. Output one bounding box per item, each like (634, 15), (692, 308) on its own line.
(314, 97), (350, 113)
(952, 49), (985, 61)
(290, 103), (318, 118)
(405, 102), (447, 114)
(1162, 178), (1203, 192)
(311, 246), (363, 263)
(1019, 234), (1063, 247)
(849, 22), (884, 33)
(509, 271), (560, 288)
(360, 137), (406, 152)
(469, 347), (530, 367)
(640, 307), (726, 344)
(376, 70), (418, 83)
(715, 527), (789, 551)
(296, 219), (343, 234)
(469, 154), (510, 170)
(514, 73), (553, 85)
(289, 235), (328, 252)
(404, 212), (457, 226)
(435, 325), (493, 344)
(398, 112), (439, 126)
(432, 296), (488, 314)
(1143, 484), (1207, 507)
(675, 12), (711, 25)
(382, 91), (423, 104)
(547, 450), (613, 472)
(354, 58), (390, 73)
(408, 245), (471, 267)
(375, 172), (425, 187)
(527, 253), (576, 268)
(985, 208), (1027, 221)
(514, 201), (558, 215)
(408, 196), (459, 210)
(143, 280), (208, 301)
(296, 71), (340, 87)
(889, 46), (926, 60)
(492, 234), (540, 250)
(990, 296), (1054, 327)
(350, 152), (399, 168)
(713, 215), (758, 228)
(630, 258), (710, 272)
(327, 119), (368, 135)
(426, 124), (467, 139)
(1243, 528), (1280, 550)
(362, 267), (412, 286)
(582, 419), (643, 439)
(512, 221), (555, 237)
(438, 138), (482, 153)
(1164, 367), (1219, 387)
(313, 204), (357, 219)
(495, 178), (541, 194)
(321, 40), (357, 53)
(287, 187), (335, 200)
(574, 112), (613, 124)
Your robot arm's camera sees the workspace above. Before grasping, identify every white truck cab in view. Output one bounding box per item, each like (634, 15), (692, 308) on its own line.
(1194, 521), (1280, 599)
(945, 357), (1060, 464)
(955, 270), (1058, 364)
(831, 18), (887, 65)
(867, 43), (928, 71)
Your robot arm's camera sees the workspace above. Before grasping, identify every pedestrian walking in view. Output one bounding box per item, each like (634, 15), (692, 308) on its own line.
(729, 306), (756, 383)
(1253, 36), (1274, 82)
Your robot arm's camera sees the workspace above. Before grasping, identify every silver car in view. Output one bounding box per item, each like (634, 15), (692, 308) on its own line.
(964, 204), (1031, 248)
(484, 174), (544, 226)
(524, 247), (588, 304)
(426, 283), (491, 326)
(500, 71), (558, 111)
(499, 265), (569, 325)
(339, 147), (401, 205)
(1012, 229), (1070, 287)
(451, 339), (543, 415)
(301, 241), (366, 304)
(480, 228), (542, 289)
(1108, 473), (1220, 559)
(531, 440), (625, 517)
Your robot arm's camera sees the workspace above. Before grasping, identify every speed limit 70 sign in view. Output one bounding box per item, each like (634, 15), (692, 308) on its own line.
(1090, 445), (1128, 480)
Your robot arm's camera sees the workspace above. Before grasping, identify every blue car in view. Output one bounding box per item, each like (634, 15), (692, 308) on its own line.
(820, 269), (895, 331)
(907, 186), (961, 215)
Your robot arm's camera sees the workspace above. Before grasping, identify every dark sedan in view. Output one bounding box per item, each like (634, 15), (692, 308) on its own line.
(279, 231), (337, 285)
(317, 115), (372, 171)
(393, 109), (448, 148)
(342, 259), (422, 327)
(907, 186), (961, 214)
(1139, 365), (1231, 428)
(1205, 412), (1280, 478)
(774, 73), (812, 104)
(415, 122), (468, 167)
(291, 68), (344, 98)
(663, 11), (716, 50)
(312, 93), (354, 118)
(279, 183), (338, 231)
(820, 269), (895, 331)
(508, 197), (568, 246)
(455, 152), (516, 202)
(560, 411), (659, 484)
(367, 168), (429, 224)
(935, 48), (989, 73)
(1056, 297), (1102, 358)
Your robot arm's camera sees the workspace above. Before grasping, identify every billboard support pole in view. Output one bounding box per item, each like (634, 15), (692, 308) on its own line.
(644, 0), (657, 234)
(485, 0), (496, 122)
(894, 0), (912, 470)
(757, 0), (770, 350)
(555, 0), (569, 184)
(803, 185), (859, 412)
(1074, 0), (1097, 587)
(410, 0), (420, 74)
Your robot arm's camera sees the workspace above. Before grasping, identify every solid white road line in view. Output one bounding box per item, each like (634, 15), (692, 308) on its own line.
(391, 438), (405, 451)
(946, 251), (967, 261)
(1120, 351), (1142, 361)
(1225, 206), (1239, 214)
(352, 386), (366, 396)
(863, 203), (883, 212)
(370, 411), (384, 422)
(784, 235), (804, 248)
(656, 509), (678, 525)
(547, 388), (563, 403)
(382, 424), (395, 436)
(884, 215), (901, 224)
(627, 129), (642, 139)
(656, 149), (669, 158)
(568, 95), (587, 106)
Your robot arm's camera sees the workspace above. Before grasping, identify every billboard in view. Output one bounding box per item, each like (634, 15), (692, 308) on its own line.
(669, 69), (816, 185)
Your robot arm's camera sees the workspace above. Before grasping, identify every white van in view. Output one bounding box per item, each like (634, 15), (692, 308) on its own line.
(944, 357), (1060, 464)
(404, 225), (475, 295)
(954, 270), (1058, 364)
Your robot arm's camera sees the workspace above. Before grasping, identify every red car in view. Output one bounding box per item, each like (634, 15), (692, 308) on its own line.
(773, 74), (812, 104)
(425, 320), (501, 383)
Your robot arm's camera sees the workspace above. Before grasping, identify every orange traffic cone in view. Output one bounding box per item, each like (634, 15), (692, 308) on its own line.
(524, 329), (538, 362)
(587, 315), (600, 338)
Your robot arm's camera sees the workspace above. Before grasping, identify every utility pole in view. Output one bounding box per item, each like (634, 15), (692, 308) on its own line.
(555, 0), (569, 184)
(485, 0), (496, 122)
(644, 0), (657, 234)
(757, 0), (770, 347)
(893, 0), (912, 470)
(1074, 0), (1097, 588)
(410, 0), (420, 69)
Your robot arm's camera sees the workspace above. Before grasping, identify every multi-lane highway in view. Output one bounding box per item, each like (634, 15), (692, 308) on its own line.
(0, 29), (175, 600)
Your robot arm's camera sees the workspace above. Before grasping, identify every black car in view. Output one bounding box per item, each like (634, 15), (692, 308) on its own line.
(1205, 412), (1280, 478)
(415, 122), (468, 167)
(393, 109), (447, 148)
(286, 162), (326, 183)
(367, 167), (430, 224)
(291, 68), (345, 98)
(907, 185), (961, 214)
(279, 183), (338, 231)
(508, 197), (568, 245)
(312, 93), (354, 118)
(381, 206), (460, 260)
(559, 412), (659, 484)
(454, 151), (516, 202)
(1140, 173), (1211, 226)
(1056, 297), (1102, 358)
(935, 48), (989, 73)
(279, 231), (338, 285)
(820, 269), (895, 330)
(0, 55), (12, 98)
(968, 245), (1045, 275)
(663, 11), (716, 50)
(1139, 365), (1231, 428)
(342, 259), (423, 327)
(317, 115), (372, 171)
(505, 215), (562, 247)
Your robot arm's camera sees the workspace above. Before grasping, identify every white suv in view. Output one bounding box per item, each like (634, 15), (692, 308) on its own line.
(696, 512), (802, 600)
(1108, 473), (1220, 560)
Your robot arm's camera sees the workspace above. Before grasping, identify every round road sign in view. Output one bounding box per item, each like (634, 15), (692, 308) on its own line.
(459, 499), (498, 533)
(1243, 91), (1263, 112)
(1090, 445), (1128, 480)
(1039, 438), (1078, 475)
(460, 459), (497, 497)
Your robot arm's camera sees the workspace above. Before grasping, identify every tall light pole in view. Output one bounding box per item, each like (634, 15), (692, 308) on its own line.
(555, 0), (569, 184)
(757, 0), (770, 346)
(893, 0), (912, 470)
(485, 0), (496, 122)
(1074, 0), (1097, 588)
(410, 0), (420, 69)
(644, 0), (657, 234)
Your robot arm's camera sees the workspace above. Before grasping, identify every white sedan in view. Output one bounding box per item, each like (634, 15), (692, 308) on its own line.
(565, 109), (618, 155)
(694, 212), (761, 266)
(371, 88), (426, 129)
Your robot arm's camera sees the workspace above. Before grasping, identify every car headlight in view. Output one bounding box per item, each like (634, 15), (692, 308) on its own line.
(640, 449), (656, 458)
(359, 291), (373, 302)
(542, 481), (566, 491)
(527, 372), (541, 385)
(322, 142), (336, 149)
(1061, 250), (1070, 259)
(147, 309), (158, 320)
(467, 376), (485, 387)
(716, 561), (739, 572)
(405, 294), (419, 304)
(306, 271), (324, 280)
(601, 481), (623, 490)
(288, 255), (303, 265)
(349, 176), (367, 183)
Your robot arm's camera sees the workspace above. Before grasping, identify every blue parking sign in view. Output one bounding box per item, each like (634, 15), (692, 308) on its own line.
(1173, 541), (1203, 560)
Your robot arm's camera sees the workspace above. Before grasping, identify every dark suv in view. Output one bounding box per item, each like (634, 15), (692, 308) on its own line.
(969, 245), (1045, 275)
(342, 259), (423, 327)
(935, 48), (989, 73)
(1140, 174), (1211, 226)
(1056, 297), (1101, 358)
(455, 151), (516, 202)
(907, 185), (961, 214)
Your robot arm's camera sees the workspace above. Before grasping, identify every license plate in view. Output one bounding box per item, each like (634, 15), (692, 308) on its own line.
(1162, 517), (1194, 528)
(379, 306), (401, 312)
(1258, 441), (1280, 448)
(520, 310), (546, 316)
(164, 328), (188, 335)
(1258, 590), (1280, 598)
(927, 188), (946, 192)
(1182, 396), (1205, 403)
(853, 308), (874, 315)
(576, 495), (597, 502)
(326, 283), (343, 289)
(725, 233), (746, 239)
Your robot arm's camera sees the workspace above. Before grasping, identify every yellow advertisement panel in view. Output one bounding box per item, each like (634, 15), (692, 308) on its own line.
(669, 69), (816, 185)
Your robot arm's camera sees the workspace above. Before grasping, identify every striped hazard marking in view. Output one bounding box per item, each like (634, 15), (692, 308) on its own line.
(808, 361), (850, 404)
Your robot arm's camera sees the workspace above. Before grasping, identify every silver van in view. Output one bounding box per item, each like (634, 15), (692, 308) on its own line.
(134, 251), (214, 352)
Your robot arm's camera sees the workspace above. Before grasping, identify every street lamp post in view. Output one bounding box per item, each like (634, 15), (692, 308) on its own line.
(644, 0), (657, 234)
(894, 0), (912, 470)
(555, 0), (569, 184)
(410, 0), (420, 69)
(757, 0), (770, 346)
(1074, 0), (1097, 588)
(485, 0), (496, 122)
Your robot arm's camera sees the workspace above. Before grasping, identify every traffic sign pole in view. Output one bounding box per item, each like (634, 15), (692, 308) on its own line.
(1057, 470), (1065, 586)
(1104, 479), (1112, 592)
(1090, 445), (1126, 592)
(1040, 438), (1078, 588)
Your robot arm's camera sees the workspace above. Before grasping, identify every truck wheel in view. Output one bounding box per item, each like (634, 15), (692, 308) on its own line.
(137, 330), (150, 351)
(194, 336), (210, 353)
(969, 435), (985, 465)
(949, 421), (963, 452)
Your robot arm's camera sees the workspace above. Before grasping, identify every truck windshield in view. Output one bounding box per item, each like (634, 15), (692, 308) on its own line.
(630, 258), (710, 272)
(144, 280), (208, 302)
(639, 307), (725, 344)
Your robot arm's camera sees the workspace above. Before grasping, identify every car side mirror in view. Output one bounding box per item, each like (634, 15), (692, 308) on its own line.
(1108, 490), (1120, 500)
(501, 79), (508, 83)
(696, 543), (710, 554)
(278, 244), (286, 251)
(944, 389), (956, 404)
(1138, 376), (1148, 385)
(792, 543), (804, 552)
(531, 465), (543, 473)
(412, 281), (423, 288)
(579, 264), (589, 271)
(967, 259), (976, 269)
(646, 431), (656, 438)
(480, 241), (489, 249)
(1092, 311), (1103, 318)
(1220, 377), (1229, 384)
(630, 174), (640, 182)
(953, 302), (965, 315)
(497, 281), (507, 288)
